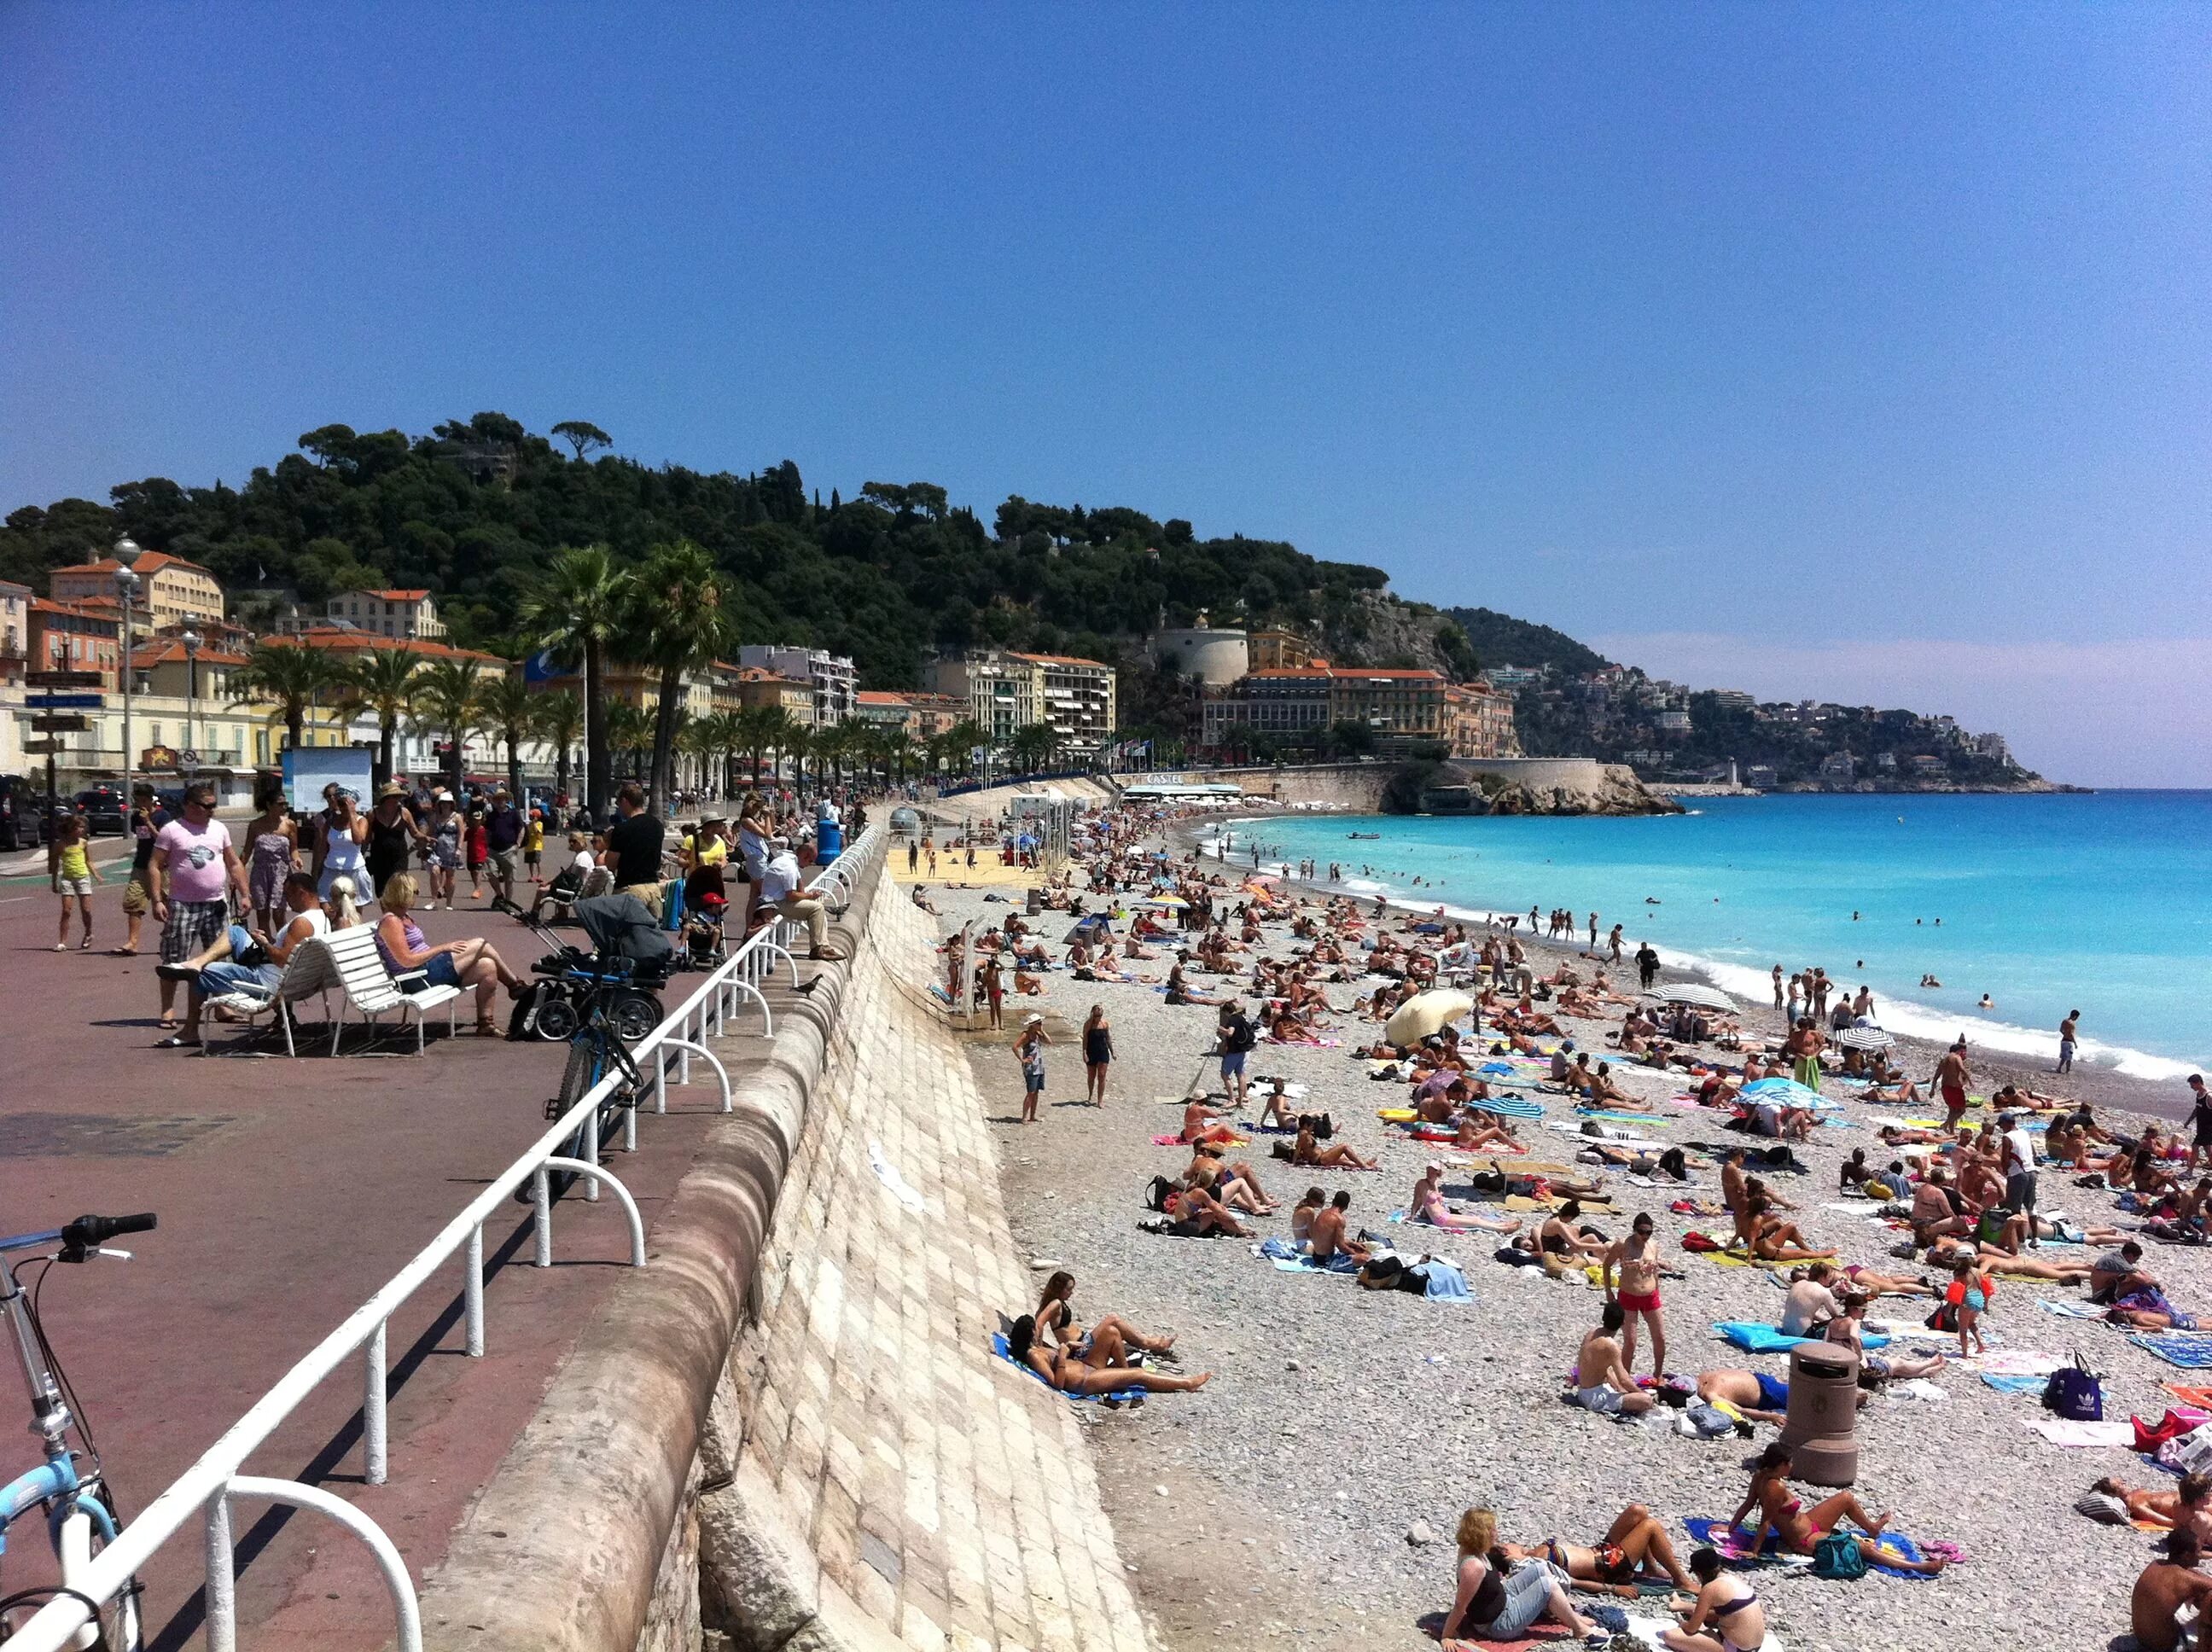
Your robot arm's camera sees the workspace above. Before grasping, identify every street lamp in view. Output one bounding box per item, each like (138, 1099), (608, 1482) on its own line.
(180, 629), (201, 777)
(113, 537), (142, 788)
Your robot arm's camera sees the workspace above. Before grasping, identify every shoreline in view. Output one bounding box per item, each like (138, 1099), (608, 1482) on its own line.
(1175, 813), (2198, 1131)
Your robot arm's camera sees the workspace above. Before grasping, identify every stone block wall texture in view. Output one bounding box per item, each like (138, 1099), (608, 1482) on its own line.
(714, 875), (1152, 1652)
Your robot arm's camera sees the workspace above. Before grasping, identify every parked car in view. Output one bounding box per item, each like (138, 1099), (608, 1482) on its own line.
(73, 786), (128, 835)
(0, 777), (45, 852)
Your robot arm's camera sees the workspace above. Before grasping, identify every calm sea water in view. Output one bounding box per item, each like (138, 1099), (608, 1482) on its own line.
(1221, 792), (2212, 1083)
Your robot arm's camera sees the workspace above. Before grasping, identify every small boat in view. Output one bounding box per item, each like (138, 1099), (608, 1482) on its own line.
(1347, 832), (1381, 840)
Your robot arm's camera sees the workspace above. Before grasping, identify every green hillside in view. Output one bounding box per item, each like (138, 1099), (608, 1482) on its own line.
(1444, 606), (1610, 673)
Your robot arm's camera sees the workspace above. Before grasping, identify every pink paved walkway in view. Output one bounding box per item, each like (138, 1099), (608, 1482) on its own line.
(0, 861), (771, 1649)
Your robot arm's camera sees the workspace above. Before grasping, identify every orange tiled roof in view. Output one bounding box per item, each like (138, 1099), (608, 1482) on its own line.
(131, 638), (249, 669)
(855, 690), (911, 706)
(348, 589), (432, 602)
(277, 627), (505, 666)
(51, 550), (215, 579)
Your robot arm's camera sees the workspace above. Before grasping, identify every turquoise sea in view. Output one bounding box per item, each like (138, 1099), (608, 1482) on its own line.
(1220, 792), (2211, 1083)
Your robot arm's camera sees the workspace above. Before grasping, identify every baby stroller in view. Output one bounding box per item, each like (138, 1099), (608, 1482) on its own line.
(680, 887), (731, 969)
(495, 892), (676, 1043)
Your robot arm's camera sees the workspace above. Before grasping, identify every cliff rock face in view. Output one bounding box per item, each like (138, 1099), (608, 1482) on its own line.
(1414, 760), (1680, 817)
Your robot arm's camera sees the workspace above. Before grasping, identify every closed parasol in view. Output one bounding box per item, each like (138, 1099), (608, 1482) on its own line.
(1385, 990), (1475, 1046)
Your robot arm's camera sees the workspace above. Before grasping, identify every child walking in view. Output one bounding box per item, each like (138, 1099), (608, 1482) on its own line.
(51, 813), (102, 951)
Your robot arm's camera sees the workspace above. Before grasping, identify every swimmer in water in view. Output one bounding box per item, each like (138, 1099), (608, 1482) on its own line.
(1978, 994), (1995, 1009)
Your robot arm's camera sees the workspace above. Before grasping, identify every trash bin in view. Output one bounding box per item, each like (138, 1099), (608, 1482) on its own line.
(1781, 1341), (1860, 1486)
(1025, 886), (1044, 916)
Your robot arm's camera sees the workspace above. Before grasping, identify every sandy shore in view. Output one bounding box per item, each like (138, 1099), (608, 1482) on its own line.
(915, 832), (2212, 1652)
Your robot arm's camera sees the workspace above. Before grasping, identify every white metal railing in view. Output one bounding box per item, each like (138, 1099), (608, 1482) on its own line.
(9, 827), (879, 1652)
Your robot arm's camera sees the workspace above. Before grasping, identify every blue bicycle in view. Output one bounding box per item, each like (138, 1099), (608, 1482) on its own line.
(0, 1213), (155, 1650)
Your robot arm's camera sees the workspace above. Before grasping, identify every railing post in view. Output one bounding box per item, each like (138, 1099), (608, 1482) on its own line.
(655, 1049), (667, 1113)
(679, 1015), (692, 1085)
(464, 1223), (484, 1358)
(205, 1485), (236, 1652)
(533, 1166), (552, 1266)
(583, 1108), (600, 1202)
(364, 1319), (387, 1485)
(623, 1089), (637, 1153)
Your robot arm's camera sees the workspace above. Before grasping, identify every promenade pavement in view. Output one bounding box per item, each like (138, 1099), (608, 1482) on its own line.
(0, 864), (782, 1651)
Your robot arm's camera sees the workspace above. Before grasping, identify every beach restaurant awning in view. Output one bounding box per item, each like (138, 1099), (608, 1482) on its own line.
(1836, 1027), (1895, 1050)
(1653, 983), (1734, 1012)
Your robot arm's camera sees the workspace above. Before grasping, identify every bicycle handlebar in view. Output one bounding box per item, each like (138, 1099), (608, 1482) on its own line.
(62, 1213), (156, 1252)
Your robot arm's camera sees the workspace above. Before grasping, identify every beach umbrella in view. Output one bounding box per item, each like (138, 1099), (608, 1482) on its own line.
(1385, 989), (1475, 1046)
(1836, 1027), (1895, 1050)
(1653, 983), (1735, 1012)
(1144, 894), (1188, 908)
(1742, 1076), (1825, 1108)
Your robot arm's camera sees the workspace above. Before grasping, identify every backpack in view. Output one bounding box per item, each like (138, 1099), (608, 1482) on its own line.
(1810, 1532), (1867, 1580)
(1145, 1175), (1174, 1213)
(2043, 1352), (2104, 1422)
(1924, 1301), (1959, 1332)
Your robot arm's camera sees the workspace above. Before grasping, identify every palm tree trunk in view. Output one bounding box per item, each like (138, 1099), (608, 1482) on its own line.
(288, 702), (306, 752)
(507, 730), (523, 802)
(555, 742), (571, 803)
(378, 715), (396, 789)
(585, 640), (611, 821)
(448, 724), (465, 800)
(649, 664), (683, 807)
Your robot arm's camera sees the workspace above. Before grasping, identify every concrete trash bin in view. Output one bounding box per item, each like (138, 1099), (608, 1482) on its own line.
(1781, 1341), (1860, 1486)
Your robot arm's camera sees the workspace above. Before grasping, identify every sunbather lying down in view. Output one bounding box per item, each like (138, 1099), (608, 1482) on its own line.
(1006, 1314), (1212, 1394)
(1498, 1502), (1697, 1597)
(2091, 1472), (2210, 1530)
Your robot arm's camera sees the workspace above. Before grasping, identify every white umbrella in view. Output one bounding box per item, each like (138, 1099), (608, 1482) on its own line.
(1386, 990), (1476, 1046)
(1653, 983), (1735, 1012)
(1836, 1027), (1895, 1050)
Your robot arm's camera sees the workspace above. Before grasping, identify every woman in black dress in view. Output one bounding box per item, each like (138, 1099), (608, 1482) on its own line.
(1081, 1003), (1113, 1107)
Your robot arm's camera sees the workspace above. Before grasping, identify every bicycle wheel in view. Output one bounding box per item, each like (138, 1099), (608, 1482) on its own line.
(556, 1037), (606, 1113)
(609, 990), (661, 1043)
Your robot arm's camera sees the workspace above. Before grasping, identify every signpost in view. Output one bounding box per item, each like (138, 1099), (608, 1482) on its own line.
(31, 715), (90, 734)
(25, 694), (104, 711)
(26, 670), (103, 689)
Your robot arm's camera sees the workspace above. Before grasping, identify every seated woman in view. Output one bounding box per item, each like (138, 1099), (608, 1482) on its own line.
(1440, 1509), (1601, 1648)
(1162, 1184), (1248, 1238)
(1409, 1164), (1519, 1233)
(1180, 1098), (1241, 1146)
(1294, 1123), (1378, 1170)
(1727, 1443), (1945, 1573)
(1289, 1186), (1327, 1246)
(1501, 1504), (1697, 1598)
(1005, 1315), (1210, 1394)
(1538, 1201), (1610, 1263)
(1585, 1062), (1649, 1110)
(375, 872), (525, 1035)
(1455, 1109), (1524, 1154)
(1660, 1547), (1767, 1652)
(1187, 1148), (1277, 1214)
(1033, 1271), (1173, 1358)
(1164, 962), (1225, 1008)
(1745, 1198), (1836, 1264)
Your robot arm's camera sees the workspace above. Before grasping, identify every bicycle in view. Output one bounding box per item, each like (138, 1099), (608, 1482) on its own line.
(0, 1212), (157, 1650)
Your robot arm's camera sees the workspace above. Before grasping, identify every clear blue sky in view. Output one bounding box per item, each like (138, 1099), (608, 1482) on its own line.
(5, 5), (2207, 784)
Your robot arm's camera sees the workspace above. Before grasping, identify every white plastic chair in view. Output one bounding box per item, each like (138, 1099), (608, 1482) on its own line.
(322, 926), (463, 1055)
(204, 935), (341, 1056)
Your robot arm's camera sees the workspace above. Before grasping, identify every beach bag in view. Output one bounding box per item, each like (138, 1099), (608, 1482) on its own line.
(1924, 1301), (1959, 1332)
(1144, 1176), (1174, 1213)
(2042, 1353), (2103, 1422)
(1810, 1532), (1867, 1581)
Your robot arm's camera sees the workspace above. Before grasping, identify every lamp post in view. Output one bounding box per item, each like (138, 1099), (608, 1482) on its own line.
(180, 629), (202, 779)
(112, 537), (143, 789)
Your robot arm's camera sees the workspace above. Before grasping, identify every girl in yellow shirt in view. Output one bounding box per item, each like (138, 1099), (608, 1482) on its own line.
(51, 812), (103, 951)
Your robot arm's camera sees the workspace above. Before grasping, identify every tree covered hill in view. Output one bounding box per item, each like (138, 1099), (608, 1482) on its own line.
(0, 413), (1407, 699)
(1444, 606), (1610, 674)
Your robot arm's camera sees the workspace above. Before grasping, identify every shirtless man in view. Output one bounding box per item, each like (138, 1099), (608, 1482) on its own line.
(1602, 1212), (1668, 1377)
(1571, 1303), (1656, 1416)
(1935, 1040), (1972, 1129)
(1307, 1190), (1369, 1268)
(2130, 1528), (2212, 1652)
(1910, 1167), (1971, 1245)
(1696, 1367), (1792, 1427)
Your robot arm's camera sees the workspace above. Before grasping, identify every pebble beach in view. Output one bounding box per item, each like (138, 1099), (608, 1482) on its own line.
(909, 812), (2212, 1652)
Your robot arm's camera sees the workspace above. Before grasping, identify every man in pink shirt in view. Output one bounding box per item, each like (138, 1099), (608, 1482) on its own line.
(148, 780), (247, 1046)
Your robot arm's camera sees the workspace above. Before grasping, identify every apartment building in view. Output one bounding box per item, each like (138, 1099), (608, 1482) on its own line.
(1445, 682), (1520, 758)
(735, 645), (856, 726)
(49, 550), (225, 637)
(933, 649), (1117, 753)
(326, 588), (450, 640)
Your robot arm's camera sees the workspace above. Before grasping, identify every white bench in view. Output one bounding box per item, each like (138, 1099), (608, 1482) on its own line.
(203, 934), (341, 1056)
(322, 925), (464, 1055)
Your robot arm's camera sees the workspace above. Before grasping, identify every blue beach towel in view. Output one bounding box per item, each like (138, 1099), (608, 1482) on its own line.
(1980, 1372), (2049, 1395)
(989, 1334), (1145, 1404)
(1714, 1321), (1890, 1354)
(1683, 1519), (1945, 1581)
(1423, 1258), (1473, 1301)
(2129, 1332), (2212, 1370)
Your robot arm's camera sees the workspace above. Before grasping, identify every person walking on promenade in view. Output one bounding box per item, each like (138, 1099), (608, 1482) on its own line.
(364, 782), (424, 906)
(150, 780), (248, 1048)
(1082, 1004), (1113, 1106)
(242, 783), (300, 933)
(114, 782), (167, 958)
(1016, 1013), (1050, 1124)
(484, 787), (525, 904)
(49, 811), (101, 951)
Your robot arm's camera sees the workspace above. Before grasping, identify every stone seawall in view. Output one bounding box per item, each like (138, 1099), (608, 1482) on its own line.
(411, 838), (1150, 1652)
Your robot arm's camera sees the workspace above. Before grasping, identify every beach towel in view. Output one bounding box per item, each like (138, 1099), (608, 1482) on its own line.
(1575, 1109), (1673, 1128)
(1713, 1321), (1891, 1354)
(2131, 1332), (2212, 1370)
(2039, 1300), (2110, 1320)
(1482, 1094), (1546, 1120)
(1272, 1252), (1362, 1275)
(2023, 1416), (2135, 1448)
(1623, 1620), (1791, 1652)
(1964, 1349), (2061, 1376)
(1423, 1258), (1474, 1301)
(2163, 1384), (2212, 1408)
(1979, 1372), (2050, 1396)
(989, 1333), (1145, 1404)
(1682, 1520), (1948, 1581)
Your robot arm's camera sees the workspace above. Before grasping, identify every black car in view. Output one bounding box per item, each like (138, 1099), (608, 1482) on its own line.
(73, 786), (128, 835)
(0, 776), (44, 852)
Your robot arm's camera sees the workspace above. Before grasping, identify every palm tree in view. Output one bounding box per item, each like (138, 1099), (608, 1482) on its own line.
(779, 721), (814, 789)
(603, 700), (652, 782)
(338, 647), (422, 787)
(533, 689), (583, 803)
(230, 642), (338, 753)
(623, 540), (732, 809)
(739, 705), (789, 790)
(690, 711), (742, 796)
(479, 669), (538, 800)
(1007, 722), (1058, 776)
(410, 658), (486, 800)
(940, 719), (988, 780)
(518, 545), (632, 820)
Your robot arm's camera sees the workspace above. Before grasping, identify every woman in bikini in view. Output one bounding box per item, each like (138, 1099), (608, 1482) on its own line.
(1005, 1316), (1210, 1395)
(1727, 1444), (1945, 1574)
(1745, 1198), (1836, 1264)
(1409, 1164), (1518, 1234)
(1294, 1123), (1378, 1170)
(1486, 1504), (1698, 1603)
(1033, 1272), (1174, 1359)
(1661, 1547), (1767, 1652)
